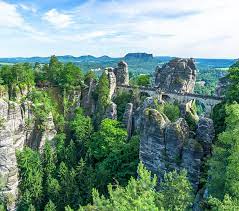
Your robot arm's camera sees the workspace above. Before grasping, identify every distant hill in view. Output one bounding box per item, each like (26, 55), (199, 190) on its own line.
(0, 53), (236, 74)
(124, 53), (153, 60)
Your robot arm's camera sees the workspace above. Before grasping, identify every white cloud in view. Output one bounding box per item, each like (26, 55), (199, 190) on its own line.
(0, 1), (25, 28)
(19, 3), (37, 13)
(0, 0), (239, 58)
(42, 9), (74, 29)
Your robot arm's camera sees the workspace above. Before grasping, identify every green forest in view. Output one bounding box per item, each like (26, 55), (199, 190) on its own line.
(0, 56), (239, 211)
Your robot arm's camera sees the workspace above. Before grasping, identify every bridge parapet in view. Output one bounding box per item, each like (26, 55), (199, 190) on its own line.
(117, 85), (224, 114)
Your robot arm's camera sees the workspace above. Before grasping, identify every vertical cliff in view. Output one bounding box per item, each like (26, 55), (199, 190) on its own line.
(136, 96), (215, 191)
(0, 87), (57, 210)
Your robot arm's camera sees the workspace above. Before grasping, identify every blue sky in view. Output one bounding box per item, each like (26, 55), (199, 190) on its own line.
(0, 0), (238, 58)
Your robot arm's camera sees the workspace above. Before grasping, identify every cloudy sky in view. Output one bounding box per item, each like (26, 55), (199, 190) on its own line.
(0, 0), (238, 58)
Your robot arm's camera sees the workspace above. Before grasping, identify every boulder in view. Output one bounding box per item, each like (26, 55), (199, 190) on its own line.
(155, 58), (197, 93)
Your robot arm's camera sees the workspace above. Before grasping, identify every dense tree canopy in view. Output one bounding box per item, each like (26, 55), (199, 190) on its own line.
(3, 56), (237, 211)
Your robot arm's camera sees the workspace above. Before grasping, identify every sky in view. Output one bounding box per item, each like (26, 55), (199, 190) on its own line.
(0, 0), (239, 58)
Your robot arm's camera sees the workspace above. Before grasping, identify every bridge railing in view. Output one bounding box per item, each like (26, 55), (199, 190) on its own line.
(117, 85), (224, 101)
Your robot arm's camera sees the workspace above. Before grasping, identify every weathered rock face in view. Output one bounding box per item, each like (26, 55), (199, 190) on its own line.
(155, 58), (197, 93)
(181, 139), (203, 190)
(81, 78), (97, 116)
(114, 61), (129, 86)
(0, 100), (26, 210)
(134, 96), (164, 132)
(105, 68), (116, 100)
(196, 117), (215, 155)
(139, 109), (170, 180)
(165, 118), (190, 171)
(104, 102), (117, 120)
(179, 100), (199, 130)
(122, 103), (134, 138)
(0, 94), (57, 210)
(139, 107), (211, 191)
(26, 112), (57, 153)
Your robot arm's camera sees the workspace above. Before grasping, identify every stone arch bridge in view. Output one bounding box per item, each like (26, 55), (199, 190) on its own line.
(117, 85), (224, 114)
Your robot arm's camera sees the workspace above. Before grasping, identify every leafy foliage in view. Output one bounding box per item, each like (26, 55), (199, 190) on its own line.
(226, 66), (239, 102)
(155, 101), (180, 122)
(208, 103), (239, 207)
(81, 162), (193, 211)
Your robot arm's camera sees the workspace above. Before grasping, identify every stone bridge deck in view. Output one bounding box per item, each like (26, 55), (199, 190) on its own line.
(117, 85), (224, 113)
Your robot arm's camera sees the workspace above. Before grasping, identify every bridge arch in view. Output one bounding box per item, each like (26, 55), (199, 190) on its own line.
(117, 85), (223, 115)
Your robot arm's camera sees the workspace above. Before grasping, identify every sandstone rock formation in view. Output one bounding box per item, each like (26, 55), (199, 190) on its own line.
(122, 103), (134, 138)
(104, 102), (117, 120)
(139, 109), (170, 180)
(105, 68), (116, 100)
(114, 61), (129, 86)
(0, 100), (25, 210)
(179, 100), (199, 130)
(155, 58), (197, 93)
(196, 117), (215, 155)
(26, 112), (57, 153)
(139, 106), (214, 191)
(0, 91), (57, 210)
(81, 78), (97, 116)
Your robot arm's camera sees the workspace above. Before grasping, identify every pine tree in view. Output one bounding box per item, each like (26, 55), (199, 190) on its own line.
(94, 71), (110, 127)
(44, 200), (56, 211)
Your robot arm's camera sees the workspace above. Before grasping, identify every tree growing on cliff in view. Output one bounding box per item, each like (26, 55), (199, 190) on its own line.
(94, 71), (110, 126)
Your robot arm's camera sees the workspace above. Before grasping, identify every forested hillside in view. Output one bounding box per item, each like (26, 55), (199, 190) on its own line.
(0, 56), (239, 211)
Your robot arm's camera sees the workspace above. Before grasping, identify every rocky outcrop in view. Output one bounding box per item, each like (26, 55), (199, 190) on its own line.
(155, 58), (197, 93)
(0, 93), (57, 210)
(105, 68), (116, 100)
(122, 103), (134, 138)
(196, 117), (215, 155)
(181, 139), (203, 190)
(0, 100), (26, 210)
(165, 118), (190, 170)
(139, 109), (170, 180)
(134, 96), (164, 132)
(179, 100), (199, 132)
(104, 102), (117, 120)
(81, 78), (97, 116)
(114, 61), (129, 86)
(26, 112), (57, 153)
(139, 107), (210, 190)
